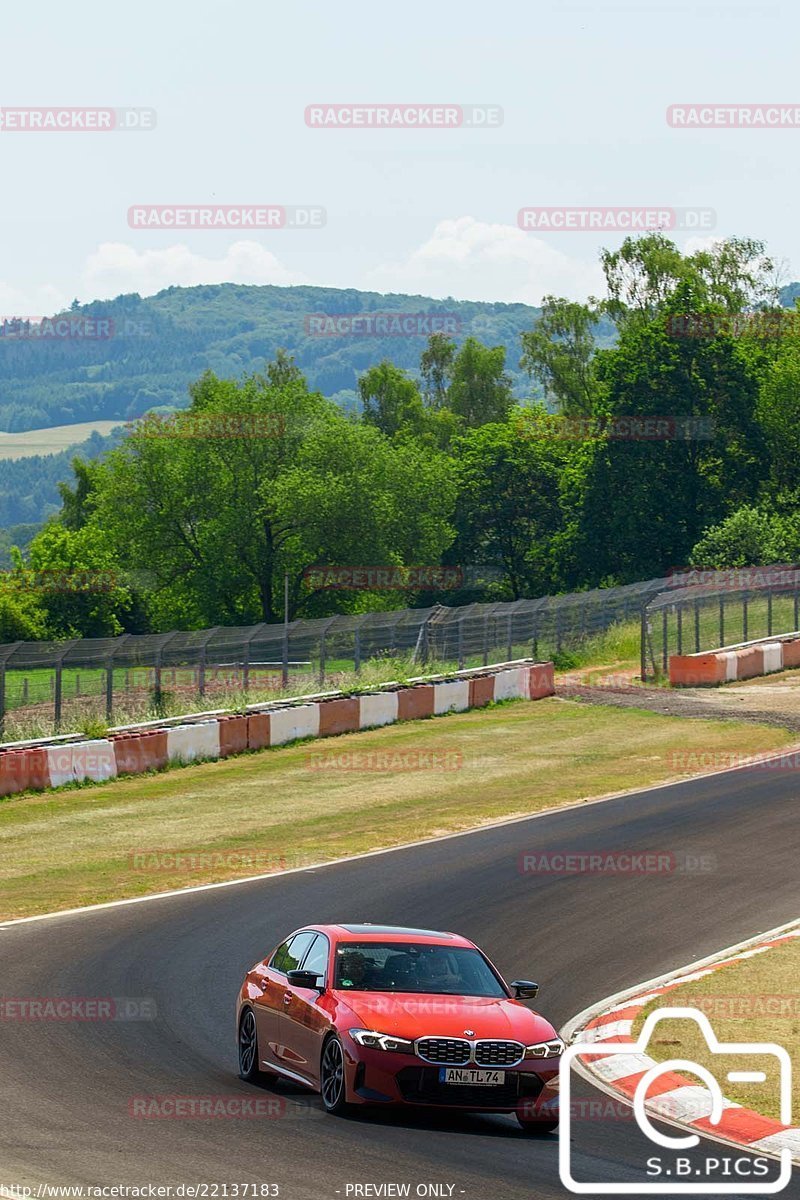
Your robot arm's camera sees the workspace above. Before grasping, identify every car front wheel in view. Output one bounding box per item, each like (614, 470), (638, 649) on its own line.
(320, 1035), (350, 1115)
(238, 1009), (265, 1082)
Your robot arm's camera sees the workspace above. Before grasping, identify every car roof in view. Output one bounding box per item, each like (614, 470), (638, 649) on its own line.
(302, 923), (474, 947)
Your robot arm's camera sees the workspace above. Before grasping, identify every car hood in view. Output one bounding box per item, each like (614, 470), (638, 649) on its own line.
(335, 991), (558, 1042)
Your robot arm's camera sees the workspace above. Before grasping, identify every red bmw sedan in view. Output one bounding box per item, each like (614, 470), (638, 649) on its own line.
(236, 923), (562, 1131)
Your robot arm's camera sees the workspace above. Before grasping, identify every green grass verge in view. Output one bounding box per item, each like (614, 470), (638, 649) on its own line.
(0, 697), (794, 921)
(633, 936), (800, 1121)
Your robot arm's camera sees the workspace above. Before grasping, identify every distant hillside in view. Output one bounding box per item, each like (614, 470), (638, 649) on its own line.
(1, 282), (798, 435)
(0, 284), (563, 433)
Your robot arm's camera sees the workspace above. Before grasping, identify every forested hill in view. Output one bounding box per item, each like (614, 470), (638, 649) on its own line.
(0, 285), (564, 433)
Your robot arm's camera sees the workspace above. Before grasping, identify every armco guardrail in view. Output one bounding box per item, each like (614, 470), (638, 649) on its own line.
(0, 659), (554, 799)
(669, 632), (800, 686)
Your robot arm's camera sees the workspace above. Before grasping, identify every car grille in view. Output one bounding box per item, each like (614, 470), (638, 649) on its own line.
(396, 1067), (543, 1108)
(416, 1037), (471, 1064)
(475, 1040), (525, 1066)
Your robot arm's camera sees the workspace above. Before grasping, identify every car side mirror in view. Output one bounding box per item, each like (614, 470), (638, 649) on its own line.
(512, 979), (539, 1000)
(287, 969), (324, 991)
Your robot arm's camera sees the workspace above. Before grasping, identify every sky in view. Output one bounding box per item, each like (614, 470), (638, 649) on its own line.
(0, 0), (796, 314)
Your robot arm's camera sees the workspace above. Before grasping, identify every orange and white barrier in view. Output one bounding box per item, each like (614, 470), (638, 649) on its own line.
(166, 720), (221, 764)
(492, 666), (529, 701)
(358, 692), (399, 728)
(0, 658), (554, 797)
(433, 679), (471, 715)
(669, 633), (800, 686)
(269, 703), (320, 746)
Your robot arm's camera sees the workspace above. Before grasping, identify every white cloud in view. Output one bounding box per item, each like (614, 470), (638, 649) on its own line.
(364, 216), (605, 305)
(681, 235), (724, 257)
(0, 280), (69, 318)
(0, 241), (311, 315)
(80, 240), (310, 300)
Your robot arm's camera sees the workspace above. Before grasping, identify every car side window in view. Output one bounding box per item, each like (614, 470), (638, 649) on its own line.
(300, 933), (330, 982)
(270, 932), (316, 975)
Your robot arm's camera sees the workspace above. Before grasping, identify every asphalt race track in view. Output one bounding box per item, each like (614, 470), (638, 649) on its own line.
(2, 760), (799, 1199)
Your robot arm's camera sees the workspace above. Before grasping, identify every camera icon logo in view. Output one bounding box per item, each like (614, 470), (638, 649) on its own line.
(559, 1006), (793, 1194)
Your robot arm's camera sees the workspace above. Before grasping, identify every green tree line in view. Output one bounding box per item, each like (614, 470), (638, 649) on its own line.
(4, 234), (800, 643)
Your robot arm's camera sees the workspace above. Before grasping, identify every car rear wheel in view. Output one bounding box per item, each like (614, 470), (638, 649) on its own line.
(320, 1035), (350, 1115)
(238, 1009), (265, 1082)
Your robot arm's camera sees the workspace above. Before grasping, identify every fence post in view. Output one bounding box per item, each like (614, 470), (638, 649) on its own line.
(640, 604), (648, 683)
(662, 608), (668, 672)
(354, 627), (362, 674)
(0, 663), (5, 739)
(743, 594), (748, 642)
(767, 588), (773, 636)
(54, 660), (63, 731)
(694, 600), (700, 653)
(677, 605), (683, 656)
(719, 596), (725, 649)
(555, 603), (562, 654)
(506, 612), (513, 662)
(532, 610), (539, 661)
(795, 586), (799, 632)
(457, 616), (465, 670)
(319, 618), (335, 686)
(482, 614), (489, 666)
(105, 660), (114, 721)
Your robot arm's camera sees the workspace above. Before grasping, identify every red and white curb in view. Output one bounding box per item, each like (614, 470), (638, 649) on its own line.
(561, 920), (800, 1164)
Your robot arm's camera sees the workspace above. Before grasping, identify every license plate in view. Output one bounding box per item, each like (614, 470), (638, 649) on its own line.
(439, 1067), (505, 1086)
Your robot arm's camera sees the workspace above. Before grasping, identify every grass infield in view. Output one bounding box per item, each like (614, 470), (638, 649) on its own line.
(633, 936), (800, 1120)
(0, 697), (794, 920)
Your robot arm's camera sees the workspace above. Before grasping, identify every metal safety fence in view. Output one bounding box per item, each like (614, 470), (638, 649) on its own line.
(0, 579), (663, 739)
(643, 566), (800, 679)
(5, 567), (795, 738)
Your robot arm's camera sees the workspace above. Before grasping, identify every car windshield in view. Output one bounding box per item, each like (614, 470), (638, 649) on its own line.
(333, 942), (508, 996)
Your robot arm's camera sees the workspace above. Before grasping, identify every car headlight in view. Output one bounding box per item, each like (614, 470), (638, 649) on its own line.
(349, 1028), (415, 1052)
(524, 1037), (565, 1059)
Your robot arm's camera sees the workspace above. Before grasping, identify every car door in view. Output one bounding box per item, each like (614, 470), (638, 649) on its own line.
(254, 932), (317, 1073)
(275, 932), (333, 1086)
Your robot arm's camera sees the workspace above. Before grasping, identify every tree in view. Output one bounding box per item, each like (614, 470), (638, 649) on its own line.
(563, 295), (768, 585)
(448, 338), (512, 427)
(690, 505), (800, 568)
(89, 365), (456, 626)
(519, 296), (600, 415)
(24, 521), (133, 638)
(451, 409), (567, 599)
(756, 337), (800, 493)
(358, 361), (427, 438)
(420, 333), (456, 410)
